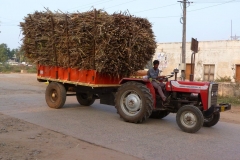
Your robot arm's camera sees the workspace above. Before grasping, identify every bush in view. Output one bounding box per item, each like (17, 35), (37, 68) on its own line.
(215, 76), (231, 82)
(26, 66), (37, 73)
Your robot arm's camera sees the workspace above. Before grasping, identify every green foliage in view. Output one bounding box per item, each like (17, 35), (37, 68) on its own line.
(12, 47), (26, 62)
(215, 76), (231, 82)
(0, 43), (27, 63)
(218, 96), (240, 105)
(0, 44), (8, 63)
(26, 66), (37, 73)
(0, 43), (12, 59)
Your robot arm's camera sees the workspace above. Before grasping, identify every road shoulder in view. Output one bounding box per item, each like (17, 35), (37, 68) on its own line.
(0, 113), (141, 160)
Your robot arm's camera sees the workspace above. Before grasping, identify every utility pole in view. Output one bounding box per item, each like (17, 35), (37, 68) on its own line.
(178, 0), (191, 80)
(231, 20), (232, 40)
(181, 0), (186, 64)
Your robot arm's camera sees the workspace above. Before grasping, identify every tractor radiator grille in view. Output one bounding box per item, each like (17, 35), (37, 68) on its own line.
(210, 83), (218, 106)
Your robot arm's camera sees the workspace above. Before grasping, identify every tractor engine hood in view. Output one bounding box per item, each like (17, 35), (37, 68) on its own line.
(166, 81), (211, 93)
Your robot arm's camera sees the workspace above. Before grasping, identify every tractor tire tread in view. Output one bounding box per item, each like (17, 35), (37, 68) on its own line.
(115, 81), (153, 123)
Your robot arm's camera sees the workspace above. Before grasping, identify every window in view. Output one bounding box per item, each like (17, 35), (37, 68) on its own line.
(203, 64), (215, 81)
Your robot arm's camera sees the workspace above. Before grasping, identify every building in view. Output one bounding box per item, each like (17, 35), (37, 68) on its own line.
(154, 40), (240, 82)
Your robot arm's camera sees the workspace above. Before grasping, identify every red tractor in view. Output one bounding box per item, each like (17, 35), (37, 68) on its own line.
(39, 65), (231, 133)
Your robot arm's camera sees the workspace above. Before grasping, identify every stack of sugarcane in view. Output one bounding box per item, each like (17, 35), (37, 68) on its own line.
(20, 9), (156, 76)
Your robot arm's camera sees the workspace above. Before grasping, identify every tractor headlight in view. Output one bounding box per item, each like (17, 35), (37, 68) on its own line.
(211, 91), (217, 97)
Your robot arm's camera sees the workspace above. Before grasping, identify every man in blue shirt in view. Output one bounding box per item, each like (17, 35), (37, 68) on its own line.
(147, 60), (166, 102)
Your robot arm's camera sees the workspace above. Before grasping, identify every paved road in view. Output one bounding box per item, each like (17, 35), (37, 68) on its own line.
(0, 74), (240, 160)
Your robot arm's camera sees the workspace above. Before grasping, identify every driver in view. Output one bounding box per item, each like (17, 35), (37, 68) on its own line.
(147, 60), (166, 102)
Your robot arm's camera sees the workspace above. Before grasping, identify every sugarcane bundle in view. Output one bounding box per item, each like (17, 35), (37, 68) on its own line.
(20, 9), (156, 76)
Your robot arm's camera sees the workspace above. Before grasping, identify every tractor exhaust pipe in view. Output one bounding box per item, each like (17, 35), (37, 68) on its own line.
(174, 69), (179, 81)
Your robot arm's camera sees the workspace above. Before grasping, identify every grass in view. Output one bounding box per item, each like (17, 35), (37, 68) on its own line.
(0, 64), (36, 73)
(218, 96), (240, 105)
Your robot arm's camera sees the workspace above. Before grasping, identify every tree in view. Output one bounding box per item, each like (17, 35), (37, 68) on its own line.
(0, 43), (8, 63)
(15, 48), (26, 62)
(0, 43), (25, 63)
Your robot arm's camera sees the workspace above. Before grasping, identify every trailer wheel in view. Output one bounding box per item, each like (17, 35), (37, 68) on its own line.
(203, 112), (220, 127)
(115, 81), (153, 123)
(176, 105), (203, 133)
(45, 82), (66, 109)
(150, 111), (170, 119)
(76, 93), (95, 106)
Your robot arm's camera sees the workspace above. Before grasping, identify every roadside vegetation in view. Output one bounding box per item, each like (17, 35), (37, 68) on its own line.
(0, 64), (36, 73)
(214, 76), (240, 105)
(218, 96), (240, 106)
(0, 43), (36, 73)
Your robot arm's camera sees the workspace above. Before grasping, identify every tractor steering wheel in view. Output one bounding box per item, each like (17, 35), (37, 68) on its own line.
(165, 74), (174, 79)
(157, 74), (174, 82)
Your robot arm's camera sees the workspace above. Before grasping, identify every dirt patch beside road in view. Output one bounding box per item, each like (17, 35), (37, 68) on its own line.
(0, 113), (141, 160)
(220, 106), (240, 125)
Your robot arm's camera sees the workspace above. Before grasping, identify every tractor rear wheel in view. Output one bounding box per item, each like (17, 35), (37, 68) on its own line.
(76, 93), (95, 106)
(45, 82), (66, 109)
(176, 105), (203, 133)
(115, 81), (153, 123)
(203, 112), (220, 127)
(150, 110), (170, 119)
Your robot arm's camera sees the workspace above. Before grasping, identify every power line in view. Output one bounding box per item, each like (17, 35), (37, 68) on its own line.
(67, 0), (114, 11)
(105, 0), (137, 9)
(0, 23), (19, 26)
(188, 0), (236, 12)
(0, 17), (19, 22)
(149, 16), (179, 19)
(0, 24), (19, 28)
(67, 0), (110, 10)
(133, 3), (178, 14)
(193, 0), (240, 3)
(150, 0), (237, 19)
(0, 0), (237, 27)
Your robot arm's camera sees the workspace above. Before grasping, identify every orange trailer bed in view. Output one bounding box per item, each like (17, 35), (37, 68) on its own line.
(37, 64), (122, 87)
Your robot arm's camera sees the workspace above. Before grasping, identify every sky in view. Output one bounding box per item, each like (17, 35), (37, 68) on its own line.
(0, 0), (239, 49)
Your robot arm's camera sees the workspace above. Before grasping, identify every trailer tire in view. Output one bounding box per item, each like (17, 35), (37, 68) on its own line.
(115, 81), (153, 123)
(203, 112), (220, 127)
(76, 93), (95, 106)
(176, 105), (203, 133)
(45, 82), (66, 109)
(150, 110), (170, 119)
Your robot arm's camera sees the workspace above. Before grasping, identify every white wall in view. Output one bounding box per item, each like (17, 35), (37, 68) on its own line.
(155, 40), (240, 81)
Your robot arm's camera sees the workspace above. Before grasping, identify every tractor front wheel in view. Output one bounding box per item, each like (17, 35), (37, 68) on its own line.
(115, 81), (153, 123)
(203, 112), (220, 127)
(176, 105), (203, 133)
